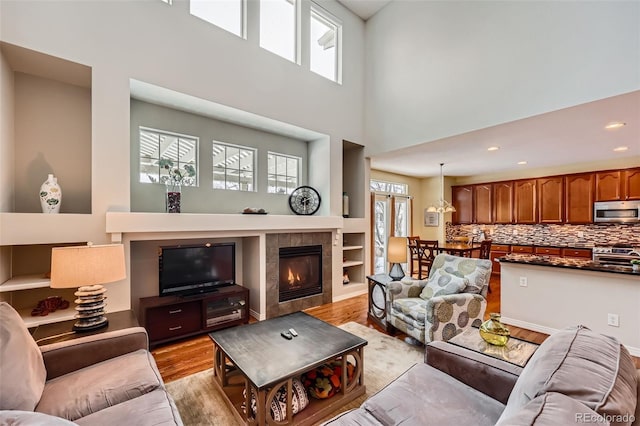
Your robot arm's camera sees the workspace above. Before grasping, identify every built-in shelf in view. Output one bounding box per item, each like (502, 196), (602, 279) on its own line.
(0, 274), (51, 292)
(343, 245), (363, 251)
(0, 213), (96, 246)
(343, 260), (364, 267)
(19, 307), (75, 328)
(343, 281), (364, 287)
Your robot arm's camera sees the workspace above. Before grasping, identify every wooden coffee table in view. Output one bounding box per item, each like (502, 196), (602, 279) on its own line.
(209, 311), (367, 425)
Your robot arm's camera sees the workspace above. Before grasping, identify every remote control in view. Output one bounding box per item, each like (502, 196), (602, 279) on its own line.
(289, 328), (298, 337)
(281, 331), (293, 340)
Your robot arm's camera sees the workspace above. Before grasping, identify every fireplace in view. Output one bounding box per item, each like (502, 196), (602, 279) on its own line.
(279, 245), (323, 303)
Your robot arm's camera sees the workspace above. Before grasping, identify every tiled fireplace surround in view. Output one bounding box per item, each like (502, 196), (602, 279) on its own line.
(265, 232), (332, 319)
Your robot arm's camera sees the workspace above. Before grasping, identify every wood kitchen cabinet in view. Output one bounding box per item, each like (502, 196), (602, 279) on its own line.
(474, 184), (493, 224)
(489, 244), (510, 275)
(538, 176), (564, 223)
(452, 185), (473, 224)
(595, 170), (622, 201)
(493, 182), (514, 224)
(623, 168), (640, 200)
(565, 173), (594, 223)
(514, 179), (537, 223)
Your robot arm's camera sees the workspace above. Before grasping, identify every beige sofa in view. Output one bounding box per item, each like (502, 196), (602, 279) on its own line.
(325, 325), (639, 426)
(0, 302), (183, 425)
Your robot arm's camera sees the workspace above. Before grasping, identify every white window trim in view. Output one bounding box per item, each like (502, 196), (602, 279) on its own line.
(212, 141), (257, 192)
(267, 151), (302, 194)
(310, 2), (343, 84)
(139, 126), (199, 186)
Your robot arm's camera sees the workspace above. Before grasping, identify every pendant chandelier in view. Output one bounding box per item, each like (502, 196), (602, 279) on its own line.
(426, 163), (456, 214)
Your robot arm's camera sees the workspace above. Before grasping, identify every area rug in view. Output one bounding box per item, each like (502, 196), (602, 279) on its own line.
(165, 322), (424, 425)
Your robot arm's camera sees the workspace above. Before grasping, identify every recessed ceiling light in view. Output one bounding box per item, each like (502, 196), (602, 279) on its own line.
(517, 161), (527, 165)
(487, 146), (499, 151)
(613, 146), (629, 152)
(605, 122), (626, 130)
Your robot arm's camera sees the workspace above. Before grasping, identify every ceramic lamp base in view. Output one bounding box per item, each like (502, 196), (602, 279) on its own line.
(73, 284), (108, 332)
(389, 263), (405, 281)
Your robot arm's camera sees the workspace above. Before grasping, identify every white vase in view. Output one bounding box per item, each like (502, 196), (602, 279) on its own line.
(39, 174), (62, 214)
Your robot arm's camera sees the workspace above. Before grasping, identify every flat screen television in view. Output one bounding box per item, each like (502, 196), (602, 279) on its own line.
(159, 243), (235, 297)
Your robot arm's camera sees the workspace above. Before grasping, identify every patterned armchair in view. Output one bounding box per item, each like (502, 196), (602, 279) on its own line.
(386, 254), (492, 344)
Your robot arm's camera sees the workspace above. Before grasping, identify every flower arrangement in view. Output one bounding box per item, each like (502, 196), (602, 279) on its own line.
(158, 159), (196, 188)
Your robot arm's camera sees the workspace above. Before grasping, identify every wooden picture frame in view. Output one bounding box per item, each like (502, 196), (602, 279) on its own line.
(424, 210), (439, 227)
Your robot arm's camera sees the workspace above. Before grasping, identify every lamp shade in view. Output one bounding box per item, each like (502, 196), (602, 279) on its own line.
(387, 237), (407, 263)
(50, 244), (126, 289)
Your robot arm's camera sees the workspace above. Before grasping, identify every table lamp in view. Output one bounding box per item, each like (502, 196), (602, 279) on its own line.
(387, 236), (407, 281)
(50, 243), (126, 331)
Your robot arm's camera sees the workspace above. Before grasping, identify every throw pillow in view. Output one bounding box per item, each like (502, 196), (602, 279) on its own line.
(302, 361), (355, 399)
(419, 269), (467, 300)
(0, 302), (47, 411)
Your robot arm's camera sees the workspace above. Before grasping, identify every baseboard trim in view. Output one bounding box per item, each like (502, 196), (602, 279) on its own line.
(501, 317), (640, 357)
(249, 309), (265, 321)
(332, 288), (367, 303)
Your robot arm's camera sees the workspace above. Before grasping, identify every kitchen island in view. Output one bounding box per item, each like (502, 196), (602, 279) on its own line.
(499, 254), (640, 356)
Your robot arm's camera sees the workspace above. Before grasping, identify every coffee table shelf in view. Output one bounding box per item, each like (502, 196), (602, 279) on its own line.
(209, 312), (367, 425)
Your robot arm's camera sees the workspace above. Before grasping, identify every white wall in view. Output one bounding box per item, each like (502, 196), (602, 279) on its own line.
(364, 1), (640, 156)
(0, 0), (365, 217)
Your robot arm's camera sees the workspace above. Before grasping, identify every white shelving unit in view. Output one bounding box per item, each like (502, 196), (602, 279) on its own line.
(342, 232), (365, 287)
(0, 274), (51, 292)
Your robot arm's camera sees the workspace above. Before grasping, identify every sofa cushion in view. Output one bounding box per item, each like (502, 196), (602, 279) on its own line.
(360, 363), (504, 426)
(500, 326), (638, 426)
(496, 392), (609, 426)
(321, 408), (384, 425)
(419, 268), (467, 300)
(0, 410), (78, 426)
(0, 302), (47, 411)
(36, 349), (162, 420)
(74, 389), (182, 426)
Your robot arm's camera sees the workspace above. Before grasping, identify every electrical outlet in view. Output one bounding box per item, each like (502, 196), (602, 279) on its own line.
(519, 277), (528, 287)
(577, 231), (584, 238)
(607, 313), (619, 327)
(512, 229), (518, 236)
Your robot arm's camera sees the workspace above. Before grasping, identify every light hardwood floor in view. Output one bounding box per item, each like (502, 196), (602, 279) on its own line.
(151, 275), (639, 383)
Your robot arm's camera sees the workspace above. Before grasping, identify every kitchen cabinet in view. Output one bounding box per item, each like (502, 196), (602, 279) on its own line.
(474, 184), (493, 224)
(561, 248), (592, 259)
(535, 246), (562, 257)
(514, 180), (537, 223)
(595, 171), (622, 201)
(452, 186), (473, 224)
(489, 244), (510, 275)
(493, 182), (514, 224)
(623, 168), (640, 200)
(565, 173), (594, 223)
(538, 176), (564, 223)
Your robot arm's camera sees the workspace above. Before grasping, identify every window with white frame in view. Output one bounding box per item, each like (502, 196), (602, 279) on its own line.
(139, 127), (198, 186)
(260, 0), (297, 62)
(370, 179), (408, 195)
(190, 0), (245, 38)
(267, 152), (300, 194)
(212, 142), (256, 191)
(310, 4), (341, 83)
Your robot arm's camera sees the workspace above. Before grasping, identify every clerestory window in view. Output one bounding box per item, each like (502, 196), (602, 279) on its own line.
(139, 127), (198, 186)
(212, 142), (256, 191)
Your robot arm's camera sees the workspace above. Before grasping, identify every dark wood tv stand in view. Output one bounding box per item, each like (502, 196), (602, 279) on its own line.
(139, 284), (249, 347)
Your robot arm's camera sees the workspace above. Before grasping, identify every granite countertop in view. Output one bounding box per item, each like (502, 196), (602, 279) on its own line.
(499, 254), (640, 276)
(491, 242), (594, 249)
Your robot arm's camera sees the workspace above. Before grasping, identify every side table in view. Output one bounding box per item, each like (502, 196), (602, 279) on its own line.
(366, 274), (393, 333)
(448, 326), (539, 367)
(31, 310), (139, 346)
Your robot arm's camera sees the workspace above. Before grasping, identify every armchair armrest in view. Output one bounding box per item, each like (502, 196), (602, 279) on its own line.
(40, 327), (149, 380)
(425, 293), (487, 342)
(426, 340), (523, 404)
(387, 278), (427, 301)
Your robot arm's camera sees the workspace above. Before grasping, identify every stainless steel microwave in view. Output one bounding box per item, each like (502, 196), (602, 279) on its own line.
(593, 201), (640, 223)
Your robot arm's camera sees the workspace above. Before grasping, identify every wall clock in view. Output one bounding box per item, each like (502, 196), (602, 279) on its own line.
(288, 186), (321, 215)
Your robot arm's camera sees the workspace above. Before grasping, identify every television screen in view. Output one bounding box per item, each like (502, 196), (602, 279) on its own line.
(159, 243), (235, 297)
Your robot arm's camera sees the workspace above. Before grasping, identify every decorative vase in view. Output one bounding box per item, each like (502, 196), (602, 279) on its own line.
(479, 313), (510, 346)
(166, 182), (181, 213)
(39, 174), (62, 214)
(342, 192), (349, 218)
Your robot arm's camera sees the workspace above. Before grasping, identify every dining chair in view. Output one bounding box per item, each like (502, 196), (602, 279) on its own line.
(407, 236), (421, 278)
(416, 239), (439, 279)
(479, 240), (493, 292)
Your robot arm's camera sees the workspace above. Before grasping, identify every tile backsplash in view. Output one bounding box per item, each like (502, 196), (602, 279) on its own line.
(446, 223), (640, 247)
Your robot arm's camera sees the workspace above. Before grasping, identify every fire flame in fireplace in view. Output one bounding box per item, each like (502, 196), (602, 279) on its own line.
(287, 268), (302, 286)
